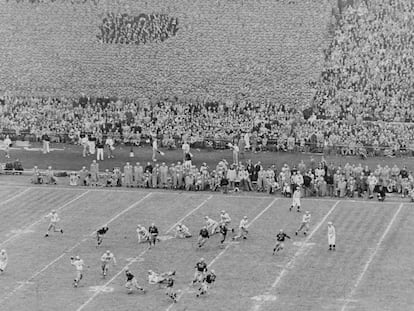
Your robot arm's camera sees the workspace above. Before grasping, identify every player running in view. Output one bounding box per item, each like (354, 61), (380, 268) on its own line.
(192, 258), (208, 284)
(219, 222), (228, 245)
(328, 222), (336, 251)
(197, 226), (210, 248)
(205, 216), (219, 235)
(148, 223), (160, 248)
(196, 270), (216, 297)
(165, 275), (177, 303)
(137, 225), (150, 244)
(272, 229), (291, 255)
(125, 268), (145, 294)
(232, 216), (249, 241)
(96, 225), (109, 247)
(290, 187), (301, 212)
(175, 223), (192, 238)
(220, 210), (234, 232)
(44, 210), (63, 237)
(100, 250), (117, 278)
(0, 249), (8, 273)
(70, 255), (85, 287)
(295, 211), (311, 236)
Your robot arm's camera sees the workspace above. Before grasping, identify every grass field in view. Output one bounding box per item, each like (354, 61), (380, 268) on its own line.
(0, 183), (412, 311)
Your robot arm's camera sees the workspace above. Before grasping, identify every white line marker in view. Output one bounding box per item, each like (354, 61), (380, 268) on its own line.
(250, 200), (341, 311)
(76, 195), (216, 311)
(340, 203), (404, 311)
(0, 187), (32, 206)
(165, 195), (213, 234)
(165, 198), (279, 311)
(0, 193), (152, 304)
(0, 190), (91, 248)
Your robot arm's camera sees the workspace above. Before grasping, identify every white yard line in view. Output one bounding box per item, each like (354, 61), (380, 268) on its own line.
(340, 203), (404, 311)
(0, 187), (32, 206)
(165, 197), (279, 311)
(75, 195), (217, 311)
(0, 190), (91, 248)
(250, 200), (341, 311)
(0, 193), (152, 304)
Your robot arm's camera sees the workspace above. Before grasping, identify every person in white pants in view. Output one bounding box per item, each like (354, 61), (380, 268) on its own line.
(96, 139), (104, 161)
(328, 222), (336, 251)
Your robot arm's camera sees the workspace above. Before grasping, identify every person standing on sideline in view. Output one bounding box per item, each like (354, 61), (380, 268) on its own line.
(90, 160), (99, 187)
(3, 135), (11, 158)
(105, 135), (115, 158)
(0, 249), (8, 273)
(96, 139), (104, 161)
(182, 141), (190, 162)
(328, 222), (336, 251)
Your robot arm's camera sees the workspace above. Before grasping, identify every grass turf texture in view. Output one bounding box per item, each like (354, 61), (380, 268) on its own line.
(0, 185), (412, 311)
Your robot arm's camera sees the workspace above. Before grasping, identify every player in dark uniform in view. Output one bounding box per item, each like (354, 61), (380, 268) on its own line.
(165, 276), (177, 302)
(125, 268), (145, 294)
(96, 225), (109, 247)
(192, 258), (208, 284)
(148, 223), (159, 248)
(197, 226), (210, 248)
(272, 229), (291, 255)
(197, 270), (216, 297)
(219, 222), (228, 245)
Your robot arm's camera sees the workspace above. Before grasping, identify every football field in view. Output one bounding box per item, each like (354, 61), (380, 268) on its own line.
(0, 184), (412, 311)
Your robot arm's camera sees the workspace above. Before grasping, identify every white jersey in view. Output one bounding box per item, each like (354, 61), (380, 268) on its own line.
(152, 140), (158, 150)
(177, 224), (189, 233)
(101, 252), (116, 264)
(46, 212), (60, 223)
(293, 190), (301, 199)
(137, 227), (149, 238)
(71, 259), (85, 271)
(239, 219), (248, 229)
(206, 218), (218, 227)
(0, 252), (7, 263)
(328, 225), (336, 238)
(221, 213), (231, 223)
(302, 214), (311, 223)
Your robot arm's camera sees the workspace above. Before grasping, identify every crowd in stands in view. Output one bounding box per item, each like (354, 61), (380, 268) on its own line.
(97, 13), (179, 45)
(313, 0), (414, 122)
(31, 157), (414, 202)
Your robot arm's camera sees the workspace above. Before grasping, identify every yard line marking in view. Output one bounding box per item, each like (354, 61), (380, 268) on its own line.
(165, 195), (213, 234)
(165, 198), (279, 311)
(75, 195), (216, 311)
(250, 200), (341, 311)
(0, 190), (91, 248)
(0, 193), (152, 304)
(0, 187), (32, 206)
(340, 203), (404, 311)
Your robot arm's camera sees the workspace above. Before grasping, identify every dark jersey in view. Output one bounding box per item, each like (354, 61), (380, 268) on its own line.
(126, 271), (134, 281)
(276, 232), (290, 242)
(148, 226), (159, 235)
(219, 224), (228, 235)
(205, 273), (216, 284)
(166, 277), (174, 287)
(195, 262), (207, 272)
(199, 228), (209, 238)
(97, 227), (109, 235)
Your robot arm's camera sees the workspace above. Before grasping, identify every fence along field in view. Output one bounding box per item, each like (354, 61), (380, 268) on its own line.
(0, 184), (412, 311)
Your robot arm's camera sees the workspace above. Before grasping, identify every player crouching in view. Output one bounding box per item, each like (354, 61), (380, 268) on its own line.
(148, 270), (176, 285)
(125, 268), (145, 294)
(196, 270), (216, 297)
(175, 223), (192, 238)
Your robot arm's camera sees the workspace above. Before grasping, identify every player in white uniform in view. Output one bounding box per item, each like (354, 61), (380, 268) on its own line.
(232, 216), (249, 240)
(328, 222), (336, 251)
(101, 250), (117, 278)
(136, 225), (150, 244)
(70, 255), (85, 287)
(175, 223), (192, 238)
(152, 137), (165, 162)
(290, 187), (301, 212)
(296, 211), (311, 236)
(44, 210), (63, 237)
(205, 216), (219, 235)
(0, 249), (8, 273)
(220, 210), (234, 232)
